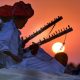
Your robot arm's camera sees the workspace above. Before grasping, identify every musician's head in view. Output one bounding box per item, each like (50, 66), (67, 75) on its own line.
(54, 52), (68, 67)
(0, 1), (34, 29)
(12, 1), (34, 29)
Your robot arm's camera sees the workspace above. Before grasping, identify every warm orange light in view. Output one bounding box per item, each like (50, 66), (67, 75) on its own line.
(52, 42), (65, 54)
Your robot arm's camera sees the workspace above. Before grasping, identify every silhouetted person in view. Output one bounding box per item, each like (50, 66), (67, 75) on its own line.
(0, 1), (34, 68)
(0, 1), (68, 74)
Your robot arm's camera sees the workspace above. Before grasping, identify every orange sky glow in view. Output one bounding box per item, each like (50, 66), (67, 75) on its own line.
(0, 0), (80, 64)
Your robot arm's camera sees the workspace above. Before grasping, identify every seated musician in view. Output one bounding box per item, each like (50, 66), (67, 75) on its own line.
(0, 1), (68, 74)
(0, 1), (34, 68)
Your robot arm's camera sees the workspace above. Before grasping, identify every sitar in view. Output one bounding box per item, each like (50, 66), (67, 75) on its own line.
(24, 25), (73, 52)
(22, 16), (63, 48)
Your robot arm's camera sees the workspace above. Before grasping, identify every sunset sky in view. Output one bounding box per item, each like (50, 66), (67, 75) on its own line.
(0, 0), (80, 64)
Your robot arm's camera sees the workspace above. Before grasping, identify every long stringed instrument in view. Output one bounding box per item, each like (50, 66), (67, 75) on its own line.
(24, 25), (73, 51)
(22, 16), (63, 47)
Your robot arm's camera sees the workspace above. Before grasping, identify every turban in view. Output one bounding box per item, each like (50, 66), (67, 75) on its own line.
(0, 1), (34, 18)
(0, 5), (12, 17)
(12, 1), (34, 18)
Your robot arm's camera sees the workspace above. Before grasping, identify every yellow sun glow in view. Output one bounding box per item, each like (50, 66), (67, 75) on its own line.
(52, 42), (65, 54)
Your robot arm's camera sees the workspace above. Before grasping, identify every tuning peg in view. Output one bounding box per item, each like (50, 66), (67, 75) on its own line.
(47, 22), (49, 25)
(60, 29), (63, 32)
(51, 34), (54, 36)
(51, 20), (53, 22)
(49, 35), (51, 37)
(29, 35), (31, 37)
(58, 29), (60, 33)
(38, 40), (41, 43)
(58, 16), (60, 18)
(65, 27), (68, 30)
(68, 25), (70, 28)
(39, 39), (41, 42)
(43, 37), (46, 40)
(21, 37), (23, 40)
(55, 31), (57, 34)
(33, 32), (35, 34)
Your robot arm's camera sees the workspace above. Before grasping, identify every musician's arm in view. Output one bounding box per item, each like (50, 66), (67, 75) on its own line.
(23, 42), (39, 56)
(28, 42), (39, 55)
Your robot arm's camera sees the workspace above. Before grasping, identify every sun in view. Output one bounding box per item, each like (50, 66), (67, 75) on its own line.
(52, 42), (65, 54)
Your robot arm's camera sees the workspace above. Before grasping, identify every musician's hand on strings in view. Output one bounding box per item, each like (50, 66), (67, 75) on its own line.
(29, 42), (39, 56)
